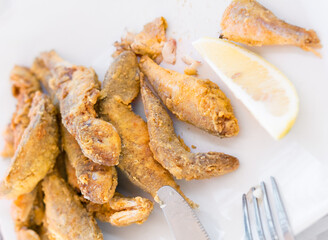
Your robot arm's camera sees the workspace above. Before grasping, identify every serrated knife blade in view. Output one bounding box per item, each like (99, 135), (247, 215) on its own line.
(157, 186), (210, 240)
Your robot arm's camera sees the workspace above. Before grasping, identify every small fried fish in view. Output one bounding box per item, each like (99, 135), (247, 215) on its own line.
(42, 173), (103, 240)
(139, 56), (239, 138)
(0, 93), (59, 199)
(38, 51), (121, 166)
(141, 80), (239, 180)
(61, 125), (117, 204)
(220, 0), (321, 55)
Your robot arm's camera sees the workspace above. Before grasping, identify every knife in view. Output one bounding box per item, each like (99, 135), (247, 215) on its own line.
(157, 186), (210, 240)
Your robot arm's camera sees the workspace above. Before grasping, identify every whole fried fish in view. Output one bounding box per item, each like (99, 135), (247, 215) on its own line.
(0, 93), (59, 199)
(2, 66), (41, 158)
(220, 0), (321, 55)
(38, 51), (121, 166)
(139, 56), (239, 138)
(65, 160), (153, 227)
(61, 125), (117, 204)
(141, 80), (239, 180)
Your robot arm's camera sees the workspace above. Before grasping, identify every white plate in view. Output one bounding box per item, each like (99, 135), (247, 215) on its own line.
(0, 0), (327, 239)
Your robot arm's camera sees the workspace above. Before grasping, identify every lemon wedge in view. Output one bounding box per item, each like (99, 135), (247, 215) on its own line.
(193, 37), (299, 139)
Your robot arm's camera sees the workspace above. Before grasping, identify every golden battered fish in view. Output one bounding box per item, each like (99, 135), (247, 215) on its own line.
(0, 93), (59, 199)
(98, 51), (195, 206)
(220, 0), (321, 55)
(61, 125), (117, 204)
(114, 17), (167, 62)
(86, 193), (153, 227)
(141, 80), (239, 180)
(2, 66), (41, 158)
(64, 159), (153, 227)
(39, 51), (121, 166)
(42, 173), (103, 240)
(139, 56), (239, 138)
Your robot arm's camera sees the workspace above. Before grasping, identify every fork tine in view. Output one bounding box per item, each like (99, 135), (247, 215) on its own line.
(271, 176), (295, 240)
(252, 187), (266, 240)
(242, 194), (253, 240)
(261, 182), (279, 240)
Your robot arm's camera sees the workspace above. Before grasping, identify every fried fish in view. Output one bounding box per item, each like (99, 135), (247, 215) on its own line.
(65, 160), (153, 227)
(98, 51), (195, 206)
(61, 125), (117, 204)
(139, 56), (239, 138)
(2, 66), (41, 158)
(220, 0), (321, 55)
(114, 17), (168, 63)
(86, 193), (153, 227)
(42, 173), (103, 240)
(38, 51), (121, 166)
(0, 93), (59, 199)
(141, 80), (239, 180)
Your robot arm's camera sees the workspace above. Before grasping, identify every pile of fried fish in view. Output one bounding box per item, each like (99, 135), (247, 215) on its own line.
(0, 0), (321, 239)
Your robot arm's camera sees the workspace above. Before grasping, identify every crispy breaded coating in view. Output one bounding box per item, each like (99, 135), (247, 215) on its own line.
(12, 186), (44, 230)
(12, 189), (38, 232)
(12, 184), (45, 239)
(65, 159), (153, 226)
(0, 93), (59, 198)
(2, 66), (41, 158)
(141, 80), (239, 180)
(86, 193), (153, 227)
(139, 56), (239, 138)
(42, 173), (103, 240)
(220, 0), (321, 55)
(114, 17), (167, 62)
(38, 51), (121, 166)
(98, 51), (195, 207)
(61, 125), (117, 204)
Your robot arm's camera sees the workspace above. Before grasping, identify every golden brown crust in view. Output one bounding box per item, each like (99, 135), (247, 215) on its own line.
(139, 56), (239, 138)
(0, 93), (60, 199)
(220, 0), (321, 55)
(1, 66), (41, 158)
(38, 51), (121, 166)
(141, 80), (239, 180)
(64, 155), (81, 192)
(42, 173), (103, 240)
(66, 157), (153, 226)
(114, 17), (167, 62)
(86, 193), (153, 227)
(61, 125), (117, 204)
(11, 184), (45, 239)
(99, 51), (195, 207)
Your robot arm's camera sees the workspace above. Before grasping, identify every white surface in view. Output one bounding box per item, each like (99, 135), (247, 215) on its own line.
(0, 0), (327, 239)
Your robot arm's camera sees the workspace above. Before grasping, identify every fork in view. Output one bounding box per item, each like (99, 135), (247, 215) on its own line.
(242, 176), (295, 240)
